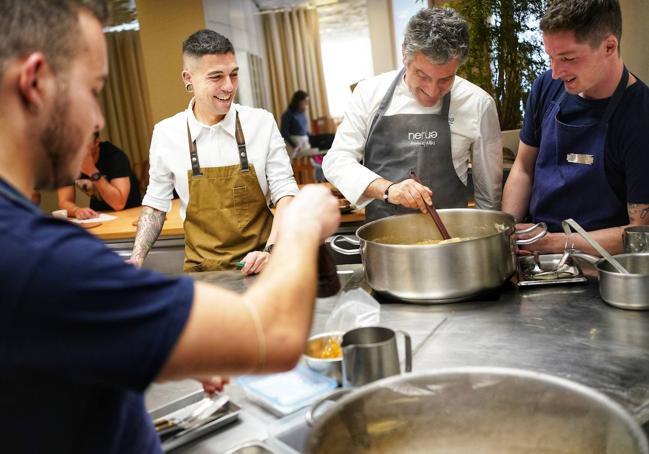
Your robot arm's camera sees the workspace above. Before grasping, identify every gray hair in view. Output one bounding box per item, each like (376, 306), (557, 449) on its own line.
(403, 7), (469, 65)
(0, 0), (109, 77)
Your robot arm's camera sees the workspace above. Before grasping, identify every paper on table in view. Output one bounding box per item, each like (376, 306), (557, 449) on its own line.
(70, 213), (116, 224)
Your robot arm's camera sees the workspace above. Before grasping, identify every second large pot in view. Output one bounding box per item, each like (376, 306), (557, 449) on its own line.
(330, 209), (545, 303)
(306, 367), (648, 454)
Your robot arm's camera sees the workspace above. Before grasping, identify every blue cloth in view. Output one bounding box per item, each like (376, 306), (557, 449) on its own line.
(0, 178), (194, 454)
(528, 69), (630, 232)
(520, 70), (649, 226)
(280, 108), (308, 146)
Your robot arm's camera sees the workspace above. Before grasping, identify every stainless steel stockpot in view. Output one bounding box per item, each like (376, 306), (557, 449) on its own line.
(330, 210), (546, 303)
(306, 367), (649, 454)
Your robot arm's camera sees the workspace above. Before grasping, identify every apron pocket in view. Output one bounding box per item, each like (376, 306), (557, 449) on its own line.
(234, 185), (251, 229)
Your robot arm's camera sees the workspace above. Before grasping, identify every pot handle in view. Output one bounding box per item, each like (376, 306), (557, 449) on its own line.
(329, 235), (361, 256)
(564, 249), (601, 266)
(396, 330), (412, 373)
(514, 222), (548, 246)
(305, 388), (352, 427)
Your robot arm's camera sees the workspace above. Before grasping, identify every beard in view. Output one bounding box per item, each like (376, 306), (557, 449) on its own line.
(37, 81), (84, 190)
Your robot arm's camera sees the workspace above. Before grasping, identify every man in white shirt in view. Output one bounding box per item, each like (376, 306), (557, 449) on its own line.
(323, 7), (502, 223)
(130, 30), (298, 274)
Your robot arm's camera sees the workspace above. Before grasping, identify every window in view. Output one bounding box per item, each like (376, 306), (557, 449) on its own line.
(391, 0), (423, 66)
(318, 0), (375, 118)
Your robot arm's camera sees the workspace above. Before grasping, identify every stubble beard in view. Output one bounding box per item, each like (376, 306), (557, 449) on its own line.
(38, 81), (84, 189)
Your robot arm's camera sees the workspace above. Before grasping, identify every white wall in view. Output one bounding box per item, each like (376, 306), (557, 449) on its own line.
(620, 0), (649, 83)
(202, 0), (272, 110)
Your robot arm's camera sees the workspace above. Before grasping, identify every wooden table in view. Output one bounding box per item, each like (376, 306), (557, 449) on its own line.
(88, 199), (184, 241)
(88, 194), (365, 242)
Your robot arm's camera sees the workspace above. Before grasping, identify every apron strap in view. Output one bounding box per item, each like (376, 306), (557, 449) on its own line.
(367, 67), (405, 141)
(186, 120), (203, 177)
(234, 111), (250, 173)
(556, 66), (629, 124)
(440, 91), (451, 121)
(186, 111), (250, 176)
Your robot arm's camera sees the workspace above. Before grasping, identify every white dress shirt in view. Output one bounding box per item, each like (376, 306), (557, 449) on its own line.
(143, 100), (299, 220)
(323, 70), (503, 210)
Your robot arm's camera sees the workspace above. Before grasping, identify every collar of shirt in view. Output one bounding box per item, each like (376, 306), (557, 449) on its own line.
(185, 98), (237, 143)
(392, 70), (450, 114)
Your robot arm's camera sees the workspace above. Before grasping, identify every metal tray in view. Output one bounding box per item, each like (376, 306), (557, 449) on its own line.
(149, 391), (241, 452)
(517, 253), (588, 287)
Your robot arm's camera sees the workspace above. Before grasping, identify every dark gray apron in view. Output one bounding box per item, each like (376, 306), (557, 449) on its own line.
(363, 68), (467, 223)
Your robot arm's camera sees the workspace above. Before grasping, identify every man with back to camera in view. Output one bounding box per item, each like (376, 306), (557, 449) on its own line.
(130, 30), (299, 275)
(0, 1), (340, 452)
(502, 0), (649, 254)
(323, 7), (503, 223)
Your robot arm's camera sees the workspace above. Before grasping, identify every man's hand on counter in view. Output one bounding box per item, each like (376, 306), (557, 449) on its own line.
(125, 257), (143, 268)
(240, 251), (270, 275)
(74, 207), (99, 220)
(200, 376), (230, 396)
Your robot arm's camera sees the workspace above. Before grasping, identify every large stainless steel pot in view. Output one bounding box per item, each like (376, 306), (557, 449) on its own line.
(306, 367), (649, 454)
(570, 251), (649, 310)
(330, 210), (546, 303)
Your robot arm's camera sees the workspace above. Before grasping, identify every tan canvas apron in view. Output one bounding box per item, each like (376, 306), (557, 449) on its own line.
(183, 111), (273, 272)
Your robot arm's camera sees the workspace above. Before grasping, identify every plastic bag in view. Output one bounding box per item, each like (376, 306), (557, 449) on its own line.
(324, 288), (380, 333)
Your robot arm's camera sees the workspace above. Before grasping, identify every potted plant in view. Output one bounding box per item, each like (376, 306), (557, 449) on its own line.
(430, 0), (548, 155)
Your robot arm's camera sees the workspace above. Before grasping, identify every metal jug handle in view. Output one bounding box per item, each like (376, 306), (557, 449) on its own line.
(329, 235), (361, 256)
(305, 388), (352, 427)
(396, 330), (412, 373)
(514, 222), (548, 246)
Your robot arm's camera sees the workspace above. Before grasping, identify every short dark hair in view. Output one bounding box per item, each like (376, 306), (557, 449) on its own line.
(182, 29), (235, 58)
(0, 0), (109, 77)
(540, 0), (622, 48)
(289, 90), (308, 111)
(403, 8), (469, 65)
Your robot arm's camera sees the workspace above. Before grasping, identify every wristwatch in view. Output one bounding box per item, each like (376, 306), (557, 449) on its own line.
(89, 172), (103, 182)
(263, 244), (274, 254)
(383, 183), (396, 203)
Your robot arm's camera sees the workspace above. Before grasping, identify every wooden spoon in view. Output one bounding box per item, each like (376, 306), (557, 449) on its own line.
(409, 170), (451, 240)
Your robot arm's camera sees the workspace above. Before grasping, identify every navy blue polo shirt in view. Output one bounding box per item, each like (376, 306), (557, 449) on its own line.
(280, 108), (309, 147)
(520, 69), (649, 206)
(0, 178), (193, 453)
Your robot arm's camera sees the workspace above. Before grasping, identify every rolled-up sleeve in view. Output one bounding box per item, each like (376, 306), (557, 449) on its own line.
(323, 85), (382, 207)
(141, 126), (175, 213)
(266, 113), (299, 205)
(471, 96), (503, 210)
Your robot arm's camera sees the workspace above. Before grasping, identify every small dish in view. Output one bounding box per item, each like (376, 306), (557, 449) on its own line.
(517, 253), (588, 287)
(303, 332), (343, 384)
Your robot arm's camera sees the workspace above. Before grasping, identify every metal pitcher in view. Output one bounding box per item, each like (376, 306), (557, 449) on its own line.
(341, 326), (412, 387)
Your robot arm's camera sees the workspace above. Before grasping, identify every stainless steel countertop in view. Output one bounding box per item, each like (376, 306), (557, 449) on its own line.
(145, 264), (649, 452)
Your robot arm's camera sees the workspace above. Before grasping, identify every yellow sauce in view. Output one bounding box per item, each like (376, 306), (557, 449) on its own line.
(305, 336), (342, 359)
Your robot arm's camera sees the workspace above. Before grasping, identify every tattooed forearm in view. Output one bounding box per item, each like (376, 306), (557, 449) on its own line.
(131, 206), (166, 264)
(627, 203), (649, 224)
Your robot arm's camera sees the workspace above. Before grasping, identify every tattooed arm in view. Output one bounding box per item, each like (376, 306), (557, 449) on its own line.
(129, 206), (167, 267)
(518, 203), (649, 255)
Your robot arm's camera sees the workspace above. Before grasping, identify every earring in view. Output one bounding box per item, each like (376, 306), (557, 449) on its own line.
(185, 83), (193, 92)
